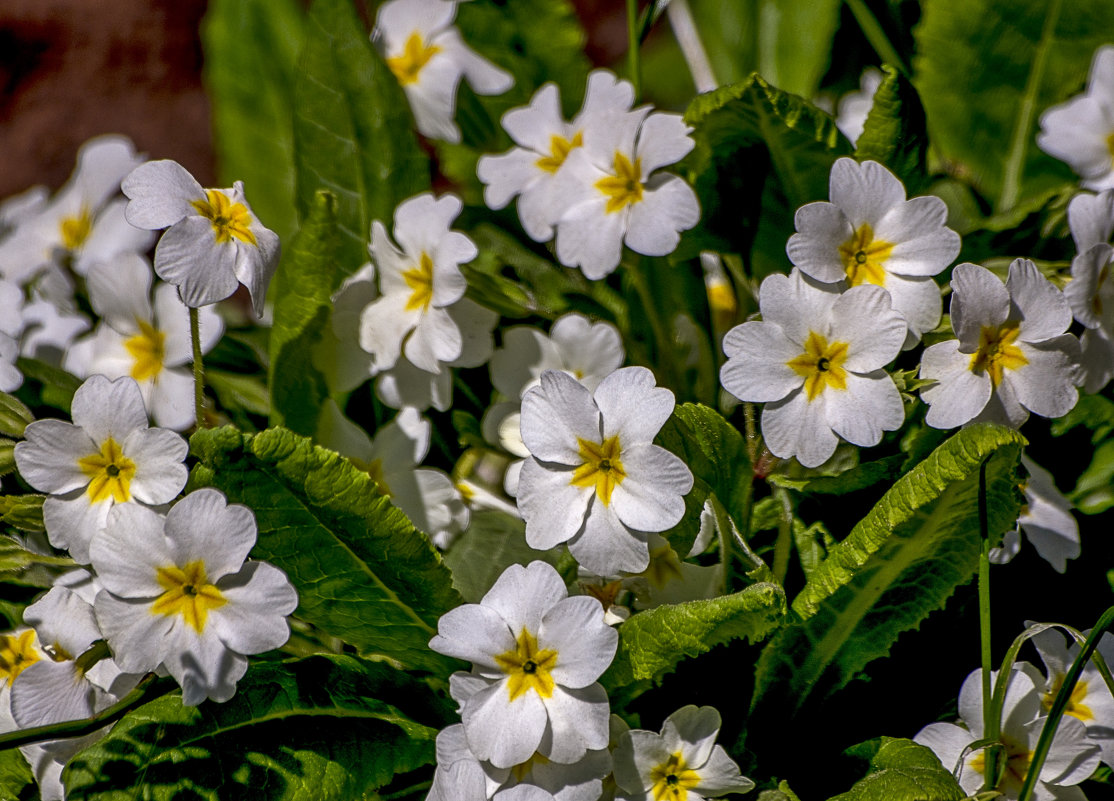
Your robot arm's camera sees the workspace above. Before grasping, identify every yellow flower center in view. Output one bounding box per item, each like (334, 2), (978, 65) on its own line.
(59, 207), (93, 251)
(190, 189), (257, 246)
(124, 319), (167, 383)
(1043, 675), (1094, 722)
(650, 752), (702, 801)
(969, 322), (1028, 387)
(150, 560), (228, 634)
(786, 331), (850, 402)
(838, 222), (894, 287)
(78, 436), (137, 504)
(0, 631), (40, 686)
(970, 736), (1033, 796)
(402, 252), (435, 311)
(595, 153), (644, 214)
(571, 435), (626, 506)
(536, 131), (583, 173)
(641, 542), (685, 590)
(493, 628), (558, 701)
(387, 31), (442, 86)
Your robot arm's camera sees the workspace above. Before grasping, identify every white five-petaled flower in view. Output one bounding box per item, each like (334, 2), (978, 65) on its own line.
(915, 667), (1099, 801)
(1038, 45), (1114, 191)
(549, 104), (700, 280)
(787, 158), (960, 345)
(121, 160), (280, 317)
(478, 70), (637, 242)
(990, 457), (1080, 573)
(14, 375), (188, 564)
(429, 561), (618, 769)
(373, 0), (513, 144)
(919, 260), (1080, 430)
(516, 367), (693, 575)
(1064, 189), (1114, 392)
(90, 488), (298, 706)
(612, 705), (754, 801)
(359, 193), (478, 374)
(720, 269), (906, 469)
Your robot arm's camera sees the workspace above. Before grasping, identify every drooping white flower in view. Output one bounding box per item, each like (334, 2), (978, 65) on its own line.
(612, 705), (754, 801)
(1038, 45), (1114, 190)
(429, 561), (617, 769)
(122, 160), (280, 316)
(990, 457), (1080, 573)
(915, 666), (1099, 801)
(373, 0), (513, 144)
(1064, 189), (1114, 392)
(517, 367), (694, 575)
(64, 253), (224, 431)
(787, 158), (960, 345)
(478, 71), (637, 242)
(920, 260), (1080, 429)
(90, 488), (298, 706)
(550, 107), (700, 279)
(720, 269), (906, 469)
(14, 375), (189, 563)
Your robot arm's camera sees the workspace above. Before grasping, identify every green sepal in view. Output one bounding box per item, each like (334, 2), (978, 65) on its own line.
(827, 737), (966, 801)
(0, 391), (33, 438)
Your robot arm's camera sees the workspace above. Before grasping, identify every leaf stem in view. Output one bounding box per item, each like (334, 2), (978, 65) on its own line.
(190, 306), (207, 429)
(843, 0), (909, 77)
(977, 459), (999, 794)
(772, 483), (793, 585)
(626, 0), (641, 99)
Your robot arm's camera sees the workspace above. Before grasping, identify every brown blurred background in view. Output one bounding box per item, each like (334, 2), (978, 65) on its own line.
(0, 0), (628, 199)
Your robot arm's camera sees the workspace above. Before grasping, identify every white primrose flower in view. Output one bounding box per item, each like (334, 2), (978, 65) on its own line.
(787, 158), (960, 345)
(516, 367), (694, 575)
(429, 561), (618, 769)
(64, 254), (224, 431)
(122, 160), (280, 316)
(0, 629), (45, 690)
(990, 457), (1080, 573)
(478, 70), (637, 241)
(317, 400), (469, 549)
(549, 105), (700, 280)
(1023, 627), (1114, 770)
(90, 488), (298, 706)
(1038, 45), (1114, 190)
(719, 269), (906, 469)
(920, 260), (1080, 430)
(14, 375), (189, 564)
(612, 705), (754, 801)
(1064, 189), (1114, 391)
(915, 667), (1099, 801)
(373, 0), (513, 143)
(835, 68), (883, 147)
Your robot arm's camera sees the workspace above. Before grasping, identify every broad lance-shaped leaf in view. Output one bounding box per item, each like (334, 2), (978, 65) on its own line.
(827, 738), (966, 801)
(268, 190), (339, 436)
(751, 424), (1025, 720)
(681, 74), (851, 278)
(0, 749), (32, 801)
(201, 0), (304, 244)
(853, 64), (929, 193)
(914, 0), (1114, 209)
(603, 581), (785, 689)
(189, 426), (462, 675)
(64, 655), (446, 801)
(292, 0), (428, 271)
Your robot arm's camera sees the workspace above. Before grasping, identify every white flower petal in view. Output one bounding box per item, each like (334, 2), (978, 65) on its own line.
(463, 678), (548, 768)
(165, 489), (257, 580)
(825, 371), (904, 448)
(482, 561), (569, 639)
(1007, 259), (1073, 341)
(568, 500), (649, 574)
(122, 160), (204, 230)
(211, 561), (297, 655)
(518, 458), (591, 550)
(123, 427), (189, 504)
(950, 263), (1010, 347)
(760, 390), (840, 468)
(539, 596), (616, 688)
(920, 340), (992, 429)
(595, 366), (674, 444)
(538, 683), (610, 764)
(89, 503), (172, 597)
(608, 444), (690, 532)
(520, 371), (601, 464)
(153, 216), (241, 308)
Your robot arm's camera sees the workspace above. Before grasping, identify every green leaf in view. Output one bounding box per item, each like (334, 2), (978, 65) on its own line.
(853, 64), (929, 191)
(64, 655), (443, 801)
(443, 509), (558, 602)
(201, 0), (305, 243)
(768, 454), (906, 495)
(914, 0), (1114, 209)
(16, 358), (81, 414)
(292, 0), (428, 271)
(268, 190), (341, 436)
(0, 535), (73, 575)
(1051, 393), (1114, 442)
(755, 0), (841, 98)
(657, 403), (752, 523)
(681, 74), (851, 277)
(0, 495), (45, 533)
(189, 426), (462, 674)
(602, 581), (785, 688)
(759, 781), (803, 801)
(0, 746), (33, 801)
(827, 738), (966, 801)
(207, 369), (271, 418)
(1070, 438), (1114, 515)
(751, 424), (1025, 718)
(0, 391), (33, 438)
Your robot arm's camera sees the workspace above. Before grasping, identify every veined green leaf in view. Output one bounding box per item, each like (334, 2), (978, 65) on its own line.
(64, 655), (444, 801)
(189, 426), (462, 674)
(751, 425), (1025, 718)
(603, 581), (785, 688)
(682, 74), (851, 277)
(292, 0), (428, 271)
(914, 0), (1114, 209)
(657, 403), (752, 523)
(201, 0), (304, 243)
(268, 191), (340, 436)
(0, 746), (32, 801)
(853, 64), (929, 191)
(827, 738), (965, 801)
(443, 509), (558, 603)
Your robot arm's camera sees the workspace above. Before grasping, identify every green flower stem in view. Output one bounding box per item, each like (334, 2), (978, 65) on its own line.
(625, 258), (675, 387)
(772, 483), (793, 586)
(626, 0), (641, 99)
(977, 460), (1000, 794)
(1018, 605), (1114, 801)
(843, 0), (909, 77)
(190, 306), (207, 429)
